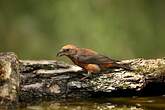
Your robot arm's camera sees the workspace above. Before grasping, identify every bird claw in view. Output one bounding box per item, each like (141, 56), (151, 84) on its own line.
(80, 72), (92, 81)
(80, 76), (88, 81)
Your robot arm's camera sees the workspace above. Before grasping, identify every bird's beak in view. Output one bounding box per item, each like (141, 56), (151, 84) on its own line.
(56, 50), (65, 57)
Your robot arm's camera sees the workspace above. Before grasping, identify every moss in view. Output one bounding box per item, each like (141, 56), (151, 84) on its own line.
(152, 65), (165, 75)
(121, 83), (129, 89)
(133, 60), (165, 76)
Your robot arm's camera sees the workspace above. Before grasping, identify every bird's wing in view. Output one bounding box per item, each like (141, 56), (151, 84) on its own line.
(77, 54), (119, 64)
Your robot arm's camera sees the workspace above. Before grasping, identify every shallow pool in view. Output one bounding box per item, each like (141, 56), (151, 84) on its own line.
(19, 96), (165, 110)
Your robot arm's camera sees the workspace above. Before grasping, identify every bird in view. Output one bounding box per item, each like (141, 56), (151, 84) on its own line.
(57, 44), (131, 78)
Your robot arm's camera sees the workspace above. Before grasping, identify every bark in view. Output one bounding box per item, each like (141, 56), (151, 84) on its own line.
(0, 52), (20, 109)
(19, 58), (165, 103)
(0, 52), (165, 104)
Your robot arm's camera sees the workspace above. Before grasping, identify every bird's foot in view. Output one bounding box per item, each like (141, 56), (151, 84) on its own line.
(80, 76), (89, 81)
(80, 72), (93, 81)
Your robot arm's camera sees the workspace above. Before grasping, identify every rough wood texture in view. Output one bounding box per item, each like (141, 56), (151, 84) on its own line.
(0, 52), (164, 104)
(0, 52), (20, 109)
(19, 58), (165, 102)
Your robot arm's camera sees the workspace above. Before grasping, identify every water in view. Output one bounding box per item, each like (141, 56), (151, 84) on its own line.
(19, 96), (165, 110)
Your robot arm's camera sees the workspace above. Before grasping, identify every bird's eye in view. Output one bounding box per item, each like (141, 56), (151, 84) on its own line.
(65, 49), (69, 51)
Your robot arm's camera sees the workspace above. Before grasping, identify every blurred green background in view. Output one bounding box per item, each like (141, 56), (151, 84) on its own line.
(0, 0), (164, 60)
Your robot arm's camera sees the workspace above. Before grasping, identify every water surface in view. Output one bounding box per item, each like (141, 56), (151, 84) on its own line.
(19, 96), (165, 110)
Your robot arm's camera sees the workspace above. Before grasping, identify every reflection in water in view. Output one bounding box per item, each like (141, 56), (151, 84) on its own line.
(19, 96), (165, 110)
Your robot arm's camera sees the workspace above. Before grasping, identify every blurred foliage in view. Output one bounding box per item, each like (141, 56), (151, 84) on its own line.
(0, 0), (164, 60)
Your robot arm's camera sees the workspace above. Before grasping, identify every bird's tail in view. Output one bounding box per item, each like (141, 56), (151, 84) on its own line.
(113, 63), (133, 71)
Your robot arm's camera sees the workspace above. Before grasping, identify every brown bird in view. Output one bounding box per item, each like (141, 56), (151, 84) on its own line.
(57, 44), (131, 76)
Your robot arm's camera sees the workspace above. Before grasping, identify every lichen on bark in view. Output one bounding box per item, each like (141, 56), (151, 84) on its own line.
(0, 52), (20, 108)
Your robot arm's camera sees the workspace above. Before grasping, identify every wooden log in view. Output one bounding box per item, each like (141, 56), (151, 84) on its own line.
(19, 58), (165, 103)
(0, 52), (165, 104)
(0, 52), (20, 109)
(19, 60), (85, 103)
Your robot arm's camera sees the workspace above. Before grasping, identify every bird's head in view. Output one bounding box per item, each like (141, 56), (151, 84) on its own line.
(57, 44), (78, 57)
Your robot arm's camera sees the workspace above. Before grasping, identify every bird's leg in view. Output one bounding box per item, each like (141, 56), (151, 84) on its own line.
(80, 72), (92, 81)
(101, 70), (113, 77)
